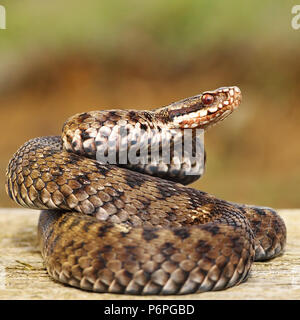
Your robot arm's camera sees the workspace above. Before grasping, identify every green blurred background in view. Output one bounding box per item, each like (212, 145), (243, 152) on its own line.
(1, 0), (299, 208)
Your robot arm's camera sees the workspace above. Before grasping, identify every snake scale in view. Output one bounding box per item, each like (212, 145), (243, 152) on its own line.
(5, 86), (286, 295)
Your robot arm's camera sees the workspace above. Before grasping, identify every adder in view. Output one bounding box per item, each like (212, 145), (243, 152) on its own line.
(5, 86), (286, 295)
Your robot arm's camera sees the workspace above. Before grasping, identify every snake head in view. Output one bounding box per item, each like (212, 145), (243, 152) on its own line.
(159, 86), (242, 129)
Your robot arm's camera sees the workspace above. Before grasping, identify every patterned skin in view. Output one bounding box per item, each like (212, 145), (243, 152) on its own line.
(5, 87), (286, 295)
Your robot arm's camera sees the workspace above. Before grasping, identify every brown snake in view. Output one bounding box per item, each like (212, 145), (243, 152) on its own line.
(5, 86), (286, 295)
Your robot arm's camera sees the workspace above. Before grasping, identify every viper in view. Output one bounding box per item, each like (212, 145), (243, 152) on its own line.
(5, 86), (286, 295)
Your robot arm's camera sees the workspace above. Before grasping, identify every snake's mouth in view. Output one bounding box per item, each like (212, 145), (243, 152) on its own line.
(165, 86), (242, 129)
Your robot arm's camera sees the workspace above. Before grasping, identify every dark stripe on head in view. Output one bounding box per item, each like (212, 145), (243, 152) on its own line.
(168, 103), (203, 120)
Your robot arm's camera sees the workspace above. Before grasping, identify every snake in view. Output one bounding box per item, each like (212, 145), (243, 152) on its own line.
(5, 86), (286, 295)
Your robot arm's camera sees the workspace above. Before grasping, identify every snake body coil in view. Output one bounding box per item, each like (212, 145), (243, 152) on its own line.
(5, 86), (286, 295)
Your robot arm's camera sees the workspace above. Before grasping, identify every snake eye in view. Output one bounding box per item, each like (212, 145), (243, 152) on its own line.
(201, 94), (214, 105)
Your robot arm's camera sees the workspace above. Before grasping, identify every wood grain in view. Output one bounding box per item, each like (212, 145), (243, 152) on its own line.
(0, 208), (299, 300)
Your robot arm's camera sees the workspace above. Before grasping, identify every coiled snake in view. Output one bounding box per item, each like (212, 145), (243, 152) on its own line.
(5, 86), (286, 295)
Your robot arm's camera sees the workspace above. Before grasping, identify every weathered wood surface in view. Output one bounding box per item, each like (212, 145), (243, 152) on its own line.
(0, 208), (299, 300)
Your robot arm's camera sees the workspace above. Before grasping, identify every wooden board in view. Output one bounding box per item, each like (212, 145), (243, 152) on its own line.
(0, 208), (299, 300)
